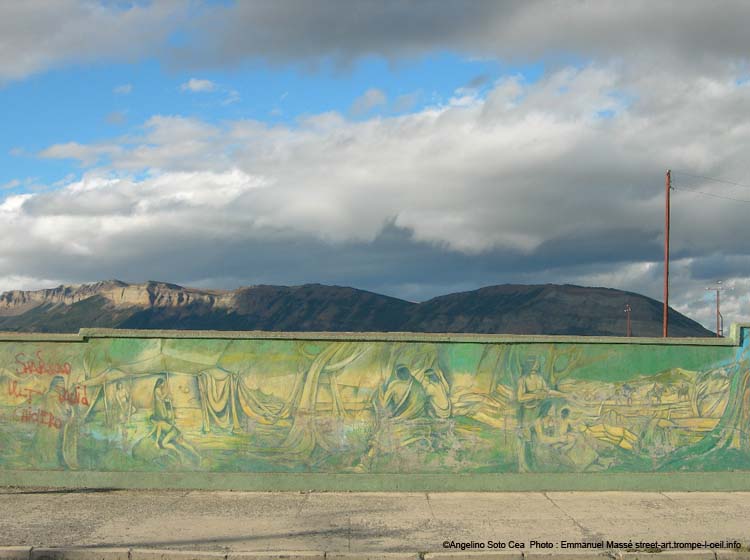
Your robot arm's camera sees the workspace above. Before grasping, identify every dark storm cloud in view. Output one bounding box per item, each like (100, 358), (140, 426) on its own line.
(3, 2), (749, 83)
(0, 0), (185, 82)
(688, 254), (750, 282)
(172, 1), (750, 73)
(2, 1), (750, 330)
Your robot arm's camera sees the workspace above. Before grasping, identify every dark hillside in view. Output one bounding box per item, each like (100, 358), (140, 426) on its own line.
(0, 281), (714, 337)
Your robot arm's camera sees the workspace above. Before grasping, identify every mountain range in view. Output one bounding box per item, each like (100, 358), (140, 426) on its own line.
(0, 280), (713, 337)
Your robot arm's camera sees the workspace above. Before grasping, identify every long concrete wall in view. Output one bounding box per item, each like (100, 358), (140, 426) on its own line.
(0, 325), (749, 490)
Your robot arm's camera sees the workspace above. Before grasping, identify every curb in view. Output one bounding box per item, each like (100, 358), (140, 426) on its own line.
(0, 548), (31, 560)
(1, 549), (749, 560)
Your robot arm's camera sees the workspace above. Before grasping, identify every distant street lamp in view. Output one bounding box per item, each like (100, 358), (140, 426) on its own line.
(705, 281), (726, 337)
(624, 304), (632, 337)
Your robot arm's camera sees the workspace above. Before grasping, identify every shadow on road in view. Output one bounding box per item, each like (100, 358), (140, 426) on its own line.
(0, 487), (121, 495)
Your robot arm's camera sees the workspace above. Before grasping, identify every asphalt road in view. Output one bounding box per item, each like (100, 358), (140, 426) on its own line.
(1, 488), (749, 558)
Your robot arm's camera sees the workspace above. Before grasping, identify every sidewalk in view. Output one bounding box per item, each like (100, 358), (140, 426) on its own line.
(1, 488), (749, 559)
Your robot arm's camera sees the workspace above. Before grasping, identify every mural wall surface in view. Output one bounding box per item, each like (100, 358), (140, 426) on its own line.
(1, 327), (749, 475)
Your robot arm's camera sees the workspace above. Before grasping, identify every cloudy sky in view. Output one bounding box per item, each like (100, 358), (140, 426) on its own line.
(1, 1), (749, 331)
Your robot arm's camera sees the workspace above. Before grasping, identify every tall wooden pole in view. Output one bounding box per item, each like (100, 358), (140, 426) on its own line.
(663, 170), (671, 337)
(706, 281), (725, 337)
(716, 288), (721, 337)
(624, 304), (632, 337)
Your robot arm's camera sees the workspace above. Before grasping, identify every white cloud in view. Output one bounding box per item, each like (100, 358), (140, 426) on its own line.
(223, 89), (241, 105)
(350, 88), (387, 116)
(392, 91), (420, 113)
(24, 67), (750, 255)
(180, 78), (217, 92)
(1, 179), (21, 190)
(39, 142), (122, 167)
(105, 111), (127, 125)
(113, 84), (133, 95)
(0, 275), (62, 294)
(4, 64), (750, 329)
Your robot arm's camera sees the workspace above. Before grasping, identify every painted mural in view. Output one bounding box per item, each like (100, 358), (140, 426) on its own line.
(0, 328), (748, 474)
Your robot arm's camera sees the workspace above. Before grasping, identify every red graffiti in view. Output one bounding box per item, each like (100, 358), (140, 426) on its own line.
(15, 351), (71, 376)
(15, 407), (63, 429)
(59, 385), (89, 407)
(7, 380), (42, 403)
(7, 380), (88, 407)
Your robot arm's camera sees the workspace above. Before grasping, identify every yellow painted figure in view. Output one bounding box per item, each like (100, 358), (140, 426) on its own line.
(352, 360), (452, 471)
(1, 329), (747, 476)
(148, 377), (200, 462)
(532, 403), (616, 471)
(32, 376), (76, 469)
(516, 359), (551, 471)
(114, 381), (134, 445)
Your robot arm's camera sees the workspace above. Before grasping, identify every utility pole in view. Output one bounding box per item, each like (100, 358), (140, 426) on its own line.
(663, 169), (671, 337)
(705, 281), (726, 337)
(624, 304), (632, 337)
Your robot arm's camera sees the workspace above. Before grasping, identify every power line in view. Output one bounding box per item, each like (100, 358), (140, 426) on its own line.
(671, 184), (750, 203)
(671, 170), (750, 190)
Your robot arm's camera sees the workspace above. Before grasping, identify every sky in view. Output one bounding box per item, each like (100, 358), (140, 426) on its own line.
(1, 1), (749, 332)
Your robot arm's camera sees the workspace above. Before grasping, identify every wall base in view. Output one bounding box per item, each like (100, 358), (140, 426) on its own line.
(3, 470), (750, 492)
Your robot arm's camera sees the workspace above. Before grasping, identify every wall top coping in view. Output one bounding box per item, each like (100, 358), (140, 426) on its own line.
(0, 323), (746, 346)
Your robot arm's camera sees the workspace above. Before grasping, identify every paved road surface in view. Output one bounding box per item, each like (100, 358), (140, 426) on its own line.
(1, 488), (749, 558)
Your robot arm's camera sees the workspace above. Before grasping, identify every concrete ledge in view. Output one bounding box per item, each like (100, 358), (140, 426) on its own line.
(3, 550), (749, 560)
(4, 470), (750, 492)
(30, 549), (130, 560)
(424, 554), (750, 559)
(0, 548), (31, 560)
(325, 554), (421, 560)
(520, 553), (719, 559)
(424, 553), (727, 559)
(227, 553), (324, 560)
(130, 550), (227, 560)
(423, 552), (523, 559)
(0, 553), (416, 560)
(1, 324), (743, 346)
(76, 327), (744, 346)
(0, 332), (85, 342)
(519, 552), (716, 559)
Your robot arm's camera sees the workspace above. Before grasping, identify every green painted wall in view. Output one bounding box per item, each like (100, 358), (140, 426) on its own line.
(0, 326), (748, 489)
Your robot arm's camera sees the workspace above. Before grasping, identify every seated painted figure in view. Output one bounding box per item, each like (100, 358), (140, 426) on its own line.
(529, 401), (615, 472)
(351, 362), (452, 471)
(132, 377), (200, 465)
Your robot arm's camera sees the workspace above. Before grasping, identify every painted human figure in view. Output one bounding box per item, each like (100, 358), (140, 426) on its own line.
(621, 384), (635, 406)
(517, 360), (550, 407)
(114, 381), (134, 444)
(352, 362), (451, 471)
(32, 376), (72, 468)
(532, 403), (608, 471)
(535, 404), (573, 446)
(742, 378), (750, 450)
(516, 358), (550, 472)
(149, 377), (199, 461)
(381, 365), (451, 421)
(413, 367), (451, 419)
(381, 365), (420, 419)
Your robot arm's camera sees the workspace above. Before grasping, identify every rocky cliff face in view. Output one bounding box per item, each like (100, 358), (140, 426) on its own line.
(0, 280), (234, 316)
(0, 280), (715, 337)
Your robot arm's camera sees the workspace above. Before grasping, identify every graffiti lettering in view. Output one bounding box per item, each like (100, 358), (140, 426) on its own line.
(15, 407), (62, 429)
(14, 351), (71, 376)
(59, 385), (89, 407)
(7, 380), (42, 403)
(0, 329), (747, 478)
